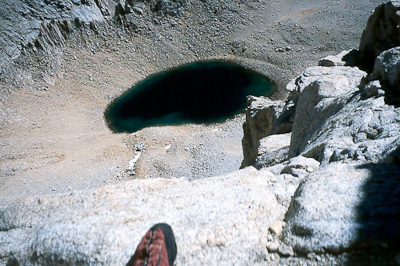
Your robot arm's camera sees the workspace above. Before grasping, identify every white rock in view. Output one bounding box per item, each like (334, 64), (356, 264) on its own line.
(1, 168), (287, 265)
(278, 244), (294, 257)
(241, 97), (286, 167)
(318, 50), (351, 67)
(258, 133), (291, 156)
(372, 46), (400, 86)
(289, 66), (367, 158)
(266, 241), (280, 252)
(283, 162), (400, 254)
(269, 220), (284, 236)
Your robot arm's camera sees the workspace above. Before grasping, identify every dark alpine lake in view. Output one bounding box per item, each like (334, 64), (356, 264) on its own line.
(105, 61), (276, 133)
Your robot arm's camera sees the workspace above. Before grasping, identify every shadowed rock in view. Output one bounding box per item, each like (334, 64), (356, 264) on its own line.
(359, 0), (400, 72)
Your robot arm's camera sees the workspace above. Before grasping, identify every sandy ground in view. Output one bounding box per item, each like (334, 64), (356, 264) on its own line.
(0, 0), (381, 204)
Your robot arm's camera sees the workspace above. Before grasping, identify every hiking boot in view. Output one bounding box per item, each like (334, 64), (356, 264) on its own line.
(127, 223), (177, 266)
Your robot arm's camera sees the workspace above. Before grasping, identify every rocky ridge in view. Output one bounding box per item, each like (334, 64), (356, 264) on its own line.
(0, 0), (191, 74)
(240, 1), (400, 264)
(1, 0), (399, 265)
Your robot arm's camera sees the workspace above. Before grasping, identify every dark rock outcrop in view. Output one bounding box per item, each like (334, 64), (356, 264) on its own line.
(148, 0), (190, 16)
(0, 0), (106, 73)
(0, 0), (191, 74)
(371, 46), (400, 106)
(359, 0), (400, 71)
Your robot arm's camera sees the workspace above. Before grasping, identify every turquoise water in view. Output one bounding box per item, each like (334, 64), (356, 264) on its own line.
(105, 61), (276, 133)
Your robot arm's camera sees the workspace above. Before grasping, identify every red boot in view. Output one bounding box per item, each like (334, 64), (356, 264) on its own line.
(128, 223), (177, 266)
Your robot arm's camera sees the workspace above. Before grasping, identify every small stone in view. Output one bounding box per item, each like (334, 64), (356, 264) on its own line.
(278, 244), (294, 257)
(318, 50), (349, 66)
(270, 253), (280, 261)
(307, 252), (316, 259)
(269, 221), (284, 236)
(361, 80), (384, 98)
(133, 6), (143, 15)
(133, 142), (145, 151)
(266, 241), (280, 252)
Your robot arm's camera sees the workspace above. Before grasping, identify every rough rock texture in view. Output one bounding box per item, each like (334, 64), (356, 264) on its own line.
(288, 66), (367, 159)
(0, 0), (190, 74)
(254, 147), (289, 170)
(253, 133), (291, 169)
(286, 53), (400, 167)
(241, 96), (294, 168)
(148, 0), (190, 16)
(0, 0), (107, 73)
(276, 6), (400, 260)
(318, 50), (350, 67)
(289, 67), (400, 165)
(360, 79), (385, 98)
(283, 162), (400, 256)
(359, 0), (400, 71)
(279, 156), (320, 178)
(1, 0), (400, 265)
(372, 47), (400, 86)
(371, 46), (400, 106)
(238, 3), (400, 262)
(1, 167), (296, 265)
(115, 0), (190, 16)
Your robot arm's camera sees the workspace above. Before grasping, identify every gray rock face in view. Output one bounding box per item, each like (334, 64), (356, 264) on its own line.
(2, 0), (400, 264)
(276, 11), (400, 259)
(371, 46), (400, 106)
(253, 133), (291, 169)
(0, 0), (191, 74)
(360, 79), (385, 98)
(241, 97), (285, 167)
(359, 0), (400, 71)
(283, 162), (400, 257)
(372, 46), (400, 86)
(273, 6), (400, 258)
(289, 66), (400, 165)
(148, 0), (190, 16)
(254, 146), (289, 170)
(115, 0), (190, 16)
(241, 96), (294, 168)
(288, 66), (367, 159)
(366, 47), (400, 107)
(280, 156), (320, 178)
(0, 0), (109, 73)
(239, 2), (400, 264)
(0, 168), (290, 265)
(318, 50), (350, 67)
